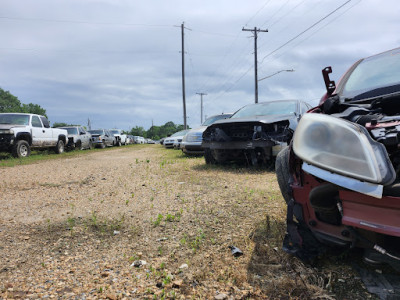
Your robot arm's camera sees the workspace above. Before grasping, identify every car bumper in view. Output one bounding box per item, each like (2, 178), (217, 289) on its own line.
(181, 142), (204, 154)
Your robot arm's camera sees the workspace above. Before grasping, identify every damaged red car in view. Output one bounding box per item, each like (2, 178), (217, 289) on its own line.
(276, 47), (400, 271)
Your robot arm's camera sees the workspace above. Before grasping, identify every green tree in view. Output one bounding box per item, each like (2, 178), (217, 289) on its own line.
(0, 88), (22, 112)
(143, 122), (189, 140)
(0, 87), (47, 117)
(129, 126), (147, 138)
(22, 103), (47, 117)
(52, 122), (69, 128)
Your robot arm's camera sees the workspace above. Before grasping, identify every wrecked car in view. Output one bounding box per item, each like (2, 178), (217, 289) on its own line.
(275, 47), (400, 271)
(202, 100), (312, 165)
(181, 113), (233, 155)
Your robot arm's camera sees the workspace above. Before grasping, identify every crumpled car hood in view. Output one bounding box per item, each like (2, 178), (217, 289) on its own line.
(208, 113), (297, 130)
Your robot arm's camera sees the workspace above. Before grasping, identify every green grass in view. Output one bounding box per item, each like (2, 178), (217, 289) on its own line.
(0, 143), (150, 168)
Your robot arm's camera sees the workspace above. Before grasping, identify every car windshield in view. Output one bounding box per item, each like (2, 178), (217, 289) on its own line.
(110, 130), (120, 134)
(231, 101), (296, 118)
(88, 130), (104, 135)
(171, 130), (190, 137)
(0, 114), (29, 125)
(202, 114), (233, 126)
(61, 128), (79, 135)
(342, 48), (400, 99)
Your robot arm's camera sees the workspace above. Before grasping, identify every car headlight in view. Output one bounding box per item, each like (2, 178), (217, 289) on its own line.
(0, 129), (14, 134)
(293, 113), (395, 185)
(186, 132), (202, 142)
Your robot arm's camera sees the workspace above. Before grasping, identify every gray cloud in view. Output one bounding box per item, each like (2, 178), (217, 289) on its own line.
(0, 0), (399, 130)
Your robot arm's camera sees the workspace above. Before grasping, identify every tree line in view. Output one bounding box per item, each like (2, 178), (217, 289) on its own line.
(1, 88), (188, 140)
(128, 122), (188, 141)
(0, 88), (47, 117)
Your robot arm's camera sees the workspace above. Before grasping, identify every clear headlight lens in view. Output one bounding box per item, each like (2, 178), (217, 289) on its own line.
(293, 113), (395, 185)
(186, 132), (202, 142)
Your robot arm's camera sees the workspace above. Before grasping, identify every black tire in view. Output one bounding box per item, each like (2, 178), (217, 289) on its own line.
(12, 140), (31, 158)
(275, 146), (291, 204)
(88, 140), (94, 150)
(204, 149), (217, 164)
(117, 140), (122, 147)
(75, 141), (82, 150)
(54, 140), (65, 154)
(100, 141), (106, 149)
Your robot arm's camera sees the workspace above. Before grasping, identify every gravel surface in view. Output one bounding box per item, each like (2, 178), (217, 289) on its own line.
(0, 145), (375, 299)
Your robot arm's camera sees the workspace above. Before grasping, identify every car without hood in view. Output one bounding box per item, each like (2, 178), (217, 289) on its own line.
(109, 129), (127, 146)
(275, 47), (400, 271)
(60, 126), (93, 150)
(202, 100), (312, 165)
(88, 129), (114, 148)
(181, 113), (233, 155)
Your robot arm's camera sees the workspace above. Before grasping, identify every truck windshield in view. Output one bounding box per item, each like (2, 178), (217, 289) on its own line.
(88, 130), (104, 135)
(0, 114), (29, 125)
(61, 128), (79, 135)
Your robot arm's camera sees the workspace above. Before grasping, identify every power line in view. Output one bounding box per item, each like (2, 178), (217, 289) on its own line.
(261, 0), (362, 66)
(244, 0), (273, 26)
(259, 0), (352, 65)
(260, 0), (291, 28)
(0, 16), (173, 28)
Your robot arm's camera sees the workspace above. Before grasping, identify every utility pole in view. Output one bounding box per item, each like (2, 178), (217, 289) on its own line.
(181, 22), (187, 129)
(196, 92), (207, 124)
(242, 27), (268, 104)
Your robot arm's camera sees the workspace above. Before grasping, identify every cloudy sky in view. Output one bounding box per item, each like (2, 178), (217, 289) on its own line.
(1, 0), (399, 130)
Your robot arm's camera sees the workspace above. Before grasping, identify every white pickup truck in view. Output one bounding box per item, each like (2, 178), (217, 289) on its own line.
(0, 113), (68, 158)
(109, 129), (127, 146)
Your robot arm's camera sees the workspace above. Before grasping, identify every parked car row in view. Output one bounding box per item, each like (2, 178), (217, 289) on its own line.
(0, 117), (146, 158)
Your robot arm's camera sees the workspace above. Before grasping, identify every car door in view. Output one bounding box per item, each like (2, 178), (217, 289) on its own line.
(105, 130), (113, 146)
(79, 127), (89, 148)
(30, 115), (47, 147)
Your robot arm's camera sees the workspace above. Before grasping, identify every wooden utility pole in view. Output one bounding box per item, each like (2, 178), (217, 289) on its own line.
(181, 23), (187, 129)
(196, 92), (207, 124)
(242, 27), (268, 103)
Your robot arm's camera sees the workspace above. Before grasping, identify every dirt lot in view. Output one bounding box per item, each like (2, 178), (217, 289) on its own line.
(0, 145), (376, 299)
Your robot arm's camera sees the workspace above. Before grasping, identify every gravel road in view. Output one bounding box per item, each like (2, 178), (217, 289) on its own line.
(0, 145), (372, 299)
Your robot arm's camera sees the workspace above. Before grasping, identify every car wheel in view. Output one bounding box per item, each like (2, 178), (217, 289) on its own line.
(88, 140), (94, 150)
(275, 146), (291, 204)
(75, 141), (82, 150)
(117, 140), (122, 147)
(204, 149), (217, 164)
(100, 141), (106, 149)
(12, 140), (31, 158)
(54, 140), (65, 154)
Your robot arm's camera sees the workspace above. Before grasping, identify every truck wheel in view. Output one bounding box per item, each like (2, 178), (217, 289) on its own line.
(54, 140), (65, 154)
(275, 146), (291, 204)
(75, 141), (82, 150)
(100, 141), (106, 149)
(204, 149), (217, 164)
(88, 140), (94, 150)
(117, 140), (122, 147)
(12, 140), (31, 158)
